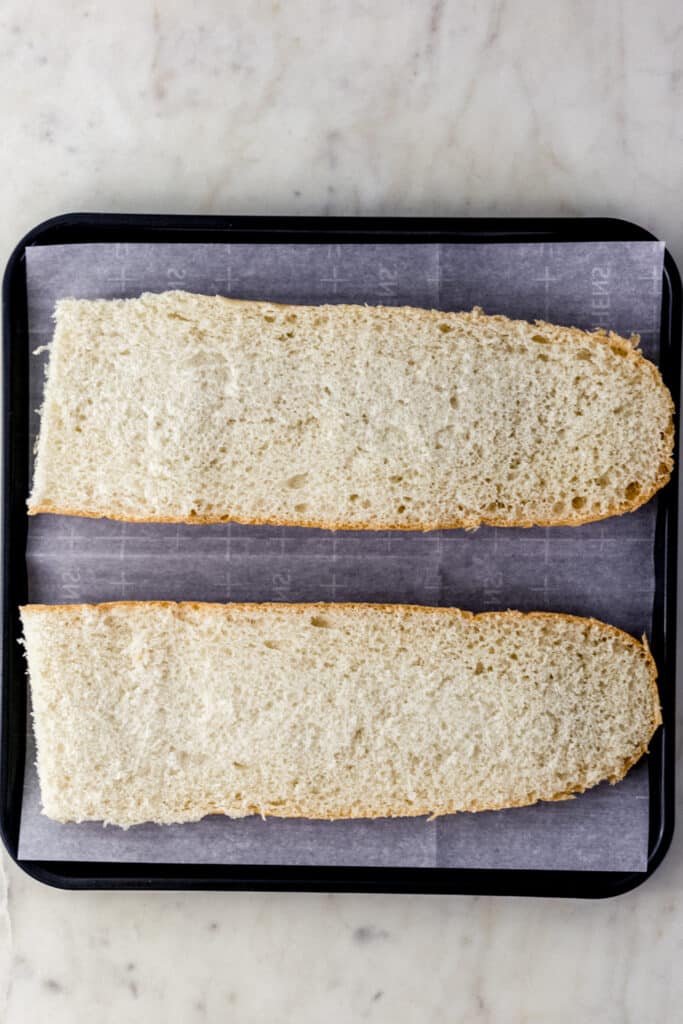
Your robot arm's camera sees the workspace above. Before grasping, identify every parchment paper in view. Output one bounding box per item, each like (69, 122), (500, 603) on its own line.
(18, 240), (665, 870)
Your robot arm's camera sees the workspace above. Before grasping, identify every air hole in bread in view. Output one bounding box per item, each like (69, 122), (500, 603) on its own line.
(658, 462), (669, 477)
(625, 481), (641, 501)
(439, 323), (453, 333)
(532, 334), (549, 344)
(537, 352), (549, 362)
(449, 394), (458, 409)
(294, 502), (307, 513)
(349, 493), (359, 503)
(286, 473), (308, 489)
(435, 426), (454, 449)
(397, 504), (406, 513)
(263, 641), (280, 650)
(474, 661), (485, 675)
(310, 616), (332, 628)
(576, 350), (593, 361)
(263, 314), (275, 323)
(572, 496), (587, 510)
(389, 475), (403, 484)
(552, 501), (565, 514)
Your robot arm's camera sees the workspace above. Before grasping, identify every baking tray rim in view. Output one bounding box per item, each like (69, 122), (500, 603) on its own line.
(1, 212), (677, 896)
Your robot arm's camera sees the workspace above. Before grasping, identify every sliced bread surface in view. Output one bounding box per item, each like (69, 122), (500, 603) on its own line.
(20, 601), (660, 827)
(28, 292), (674, 529)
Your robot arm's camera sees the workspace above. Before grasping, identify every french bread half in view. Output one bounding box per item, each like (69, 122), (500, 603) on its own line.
(20, 601), (661, 827)
(28, 292), (674, 529)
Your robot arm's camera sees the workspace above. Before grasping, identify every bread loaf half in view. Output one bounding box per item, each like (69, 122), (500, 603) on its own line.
(28, 292), (673, 529)
(20, 601), (661, 827)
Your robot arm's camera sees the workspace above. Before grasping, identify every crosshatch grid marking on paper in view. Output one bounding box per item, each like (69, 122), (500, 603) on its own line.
(19, 240), (664, 872)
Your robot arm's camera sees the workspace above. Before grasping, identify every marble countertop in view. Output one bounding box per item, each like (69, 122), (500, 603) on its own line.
(1, 1), (682, 1021)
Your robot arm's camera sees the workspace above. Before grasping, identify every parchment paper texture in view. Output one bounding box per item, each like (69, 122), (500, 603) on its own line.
(18, 240), (665, 870)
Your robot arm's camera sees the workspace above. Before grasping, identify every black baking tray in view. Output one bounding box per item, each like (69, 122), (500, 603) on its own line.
(1, 214), (678, 895)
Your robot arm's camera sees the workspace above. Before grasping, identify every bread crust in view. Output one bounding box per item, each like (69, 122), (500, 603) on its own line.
(21, 601), (661, 821)
(27, 300), (675, 529)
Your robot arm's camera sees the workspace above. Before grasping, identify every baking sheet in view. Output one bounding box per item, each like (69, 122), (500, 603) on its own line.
(18, 239), (665, 870)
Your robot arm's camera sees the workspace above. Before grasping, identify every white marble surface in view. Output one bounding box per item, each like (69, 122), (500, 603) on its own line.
(1, 0), (682, 1020)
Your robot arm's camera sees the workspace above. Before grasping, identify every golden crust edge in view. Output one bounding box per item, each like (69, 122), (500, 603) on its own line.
(25, 474), (672, 529)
